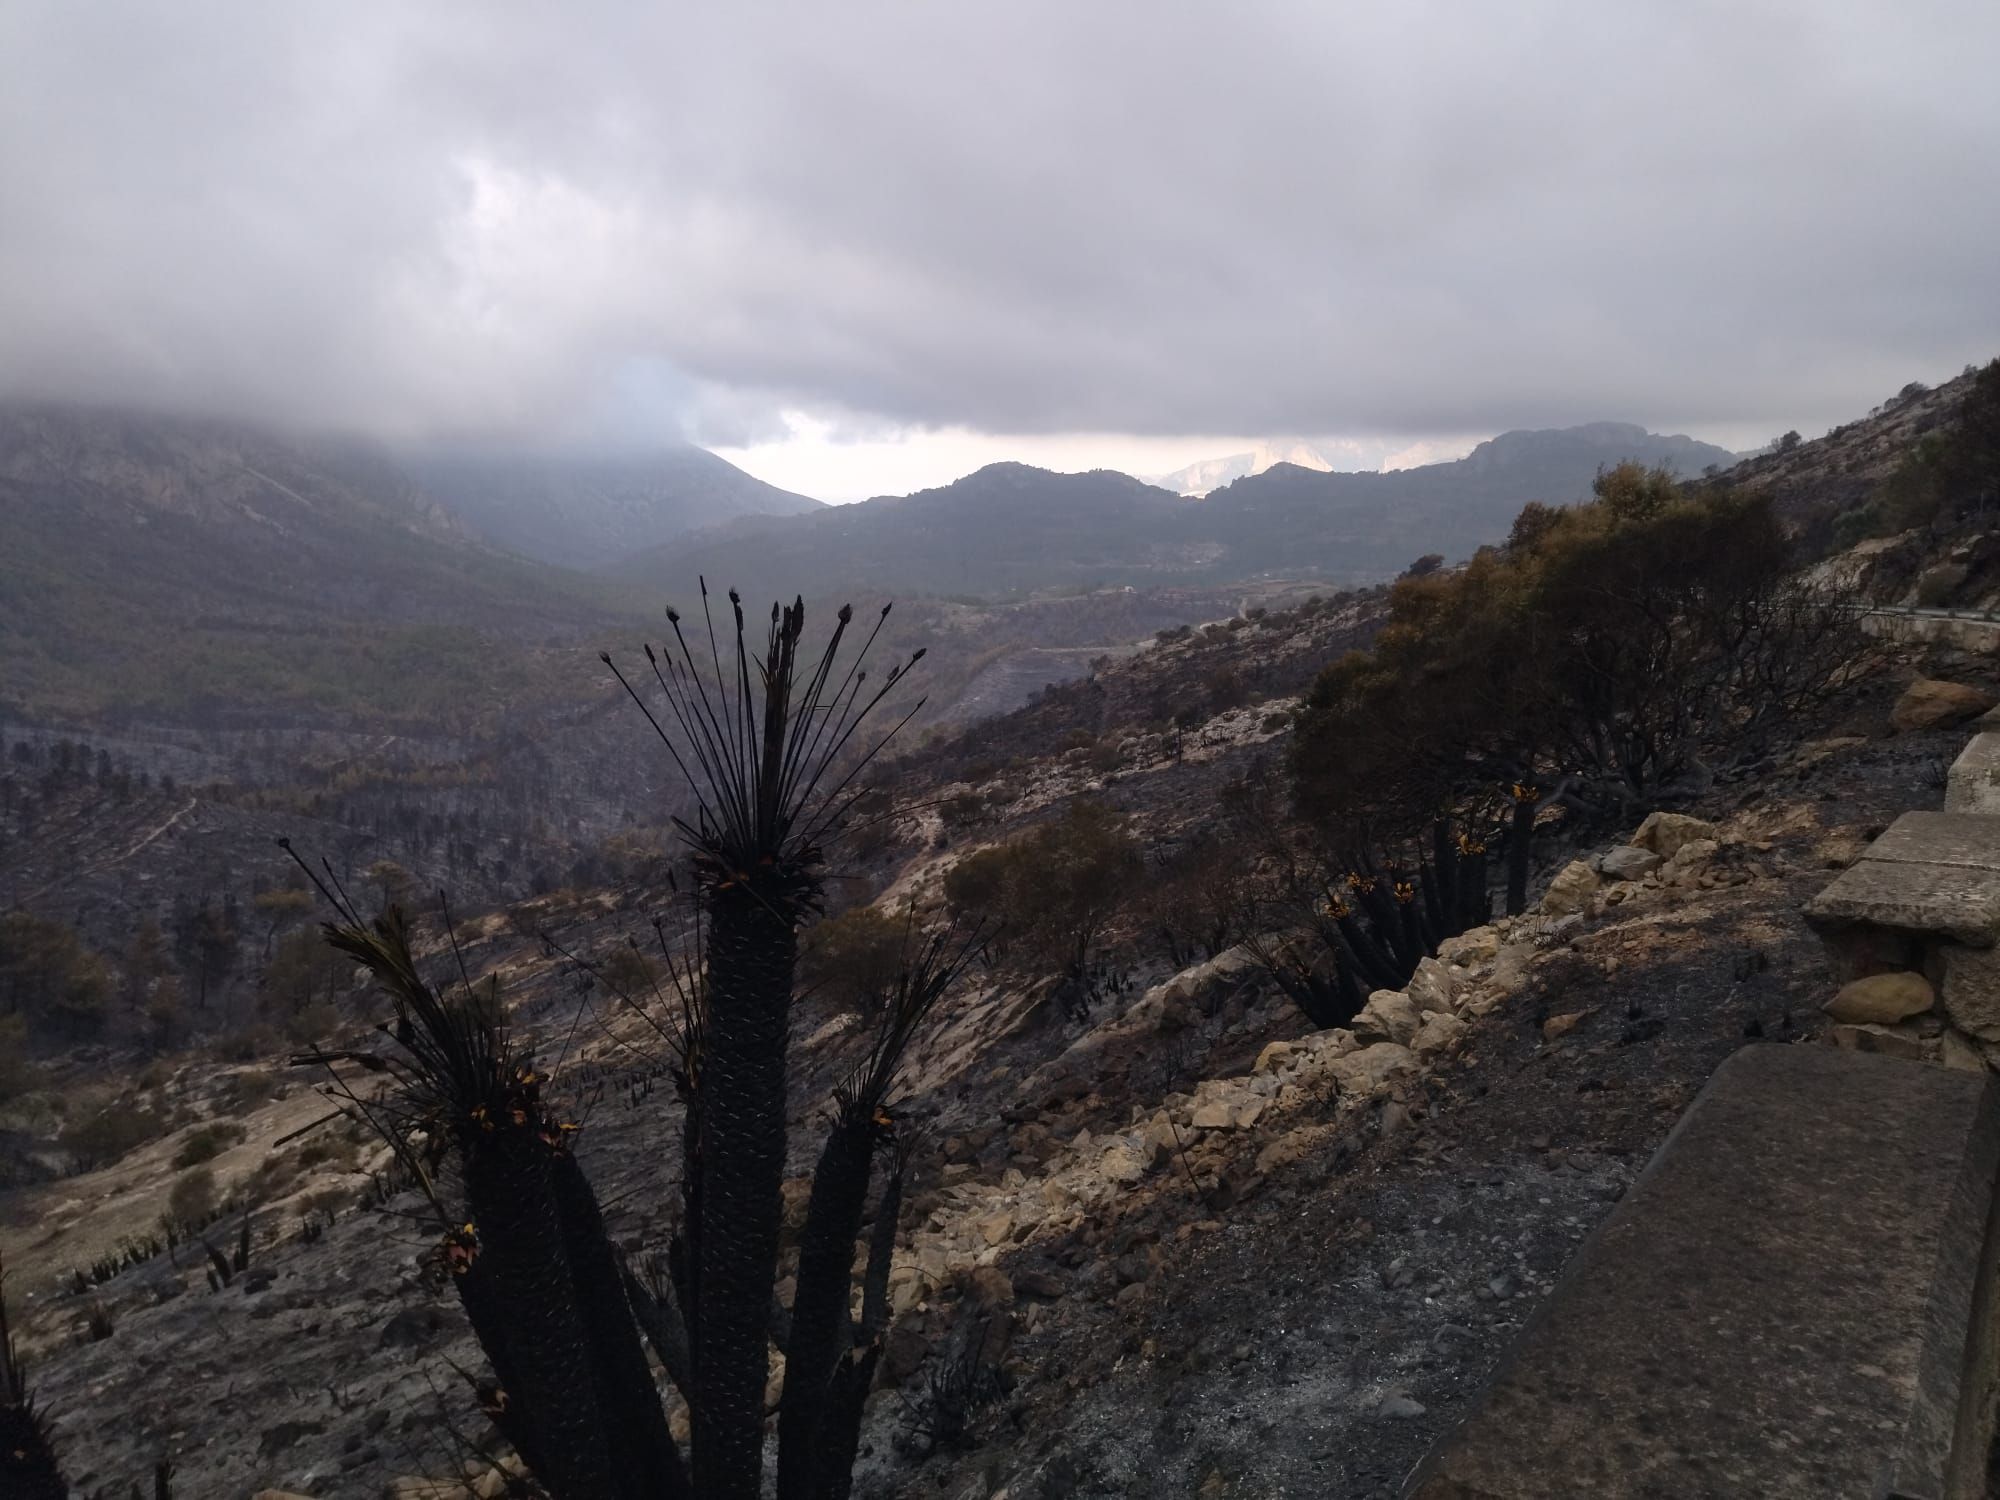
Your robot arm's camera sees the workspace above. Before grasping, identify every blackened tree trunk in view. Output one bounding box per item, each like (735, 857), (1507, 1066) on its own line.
(693, 881), (801, 1499)
(776, 1115), (876, 1497)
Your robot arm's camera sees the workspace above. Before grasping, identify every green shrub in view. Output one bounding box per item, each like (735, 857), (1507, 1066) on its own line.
(59, 1104), (166, 1171)
(173, 1121), (246, 1169)
(800, 904), (908, 1015)
(164, 1166), (217, 1230)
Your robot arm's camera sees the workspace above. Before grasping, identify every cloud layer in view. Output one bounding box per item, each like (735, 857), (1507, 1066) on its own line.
(3, 1), (1997, 450)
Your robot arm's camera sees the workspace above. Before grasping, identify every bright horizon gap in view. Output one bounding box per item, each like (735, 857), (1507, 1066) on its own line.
(714, 417), (1781, 504)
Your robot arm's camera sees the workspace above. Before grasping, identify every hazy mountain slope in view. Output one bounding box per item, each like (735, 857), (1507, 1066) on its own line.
(1188, 421), (1738, 577)
(407, 444), (823, 570)
(618, 423), (1736, 600)
(613, 462), (1195, 600)
(0, 406), (642, 726)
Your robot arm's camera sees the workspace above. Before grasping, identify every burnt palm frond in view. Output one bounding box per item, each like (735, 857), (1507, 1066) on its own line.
(601, 588), (924, 897)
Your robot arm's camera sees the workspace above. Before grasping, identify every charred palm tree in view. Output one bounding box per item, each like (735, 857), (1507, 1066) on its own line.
(1245, 820), (1490, 1029)
(283, 873), (686, 1500)
(289, 589), (950, 1499)
(601, 587), (926, 1498)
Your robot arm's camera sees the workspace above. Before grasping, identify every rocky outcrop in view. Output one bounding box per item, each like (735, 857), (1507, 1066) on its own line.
(1631, 812), (1718, 860)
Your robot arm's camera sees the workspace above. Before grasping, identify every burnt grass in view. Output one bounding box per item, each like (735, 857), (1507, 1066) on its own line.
(883, 713), (1971, 1499)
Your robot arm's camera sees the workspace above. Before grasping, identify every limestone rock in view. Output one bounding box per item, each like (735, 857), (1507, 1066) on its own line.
(1542, 1010), (1590, 1042)
(1823, 971), (1934, 1025)
(1599, 845), (1663, 882)
(1413, 1011), (1468, 1055)
(1149, 945), (1261, 1016)
(1353, 989), (1422, 1046)
(1189, 1098), (1234, 1129)
(1540, 859), (1600, 916)
(1891, 677), (1998, 733)
(1632, 811), (1719, 858)
(1303, 1026), (1359, 1056)
(1324, 1042), (1418, 1096)
(974, 1210), (1015, 1248)
(1406, 956), (1462, 1015)
(1097, 1141), (1148, 1184)
(1437, 925), (1499, 967)
(1661, 839), (1720, 885)
(1253, 1039), (1299, 1074)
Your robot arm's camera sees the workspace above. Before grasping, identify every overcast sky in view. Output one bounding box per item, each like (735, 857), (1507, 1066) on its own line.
(3, 2), (1997, 500)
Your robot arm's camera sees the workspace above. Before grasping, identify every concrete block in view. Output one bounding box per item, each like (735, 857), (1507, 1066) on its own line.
(1405, 1045), (2000, 1499)
(1804, 812), (2000, 968)
(1946, 733), (2000, 814)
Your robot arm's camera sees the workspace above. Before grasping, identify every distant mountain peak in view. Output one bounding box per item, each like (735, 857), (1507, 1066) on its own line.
(404, 442), (822, 570)
(1146, 440), (1338, 496)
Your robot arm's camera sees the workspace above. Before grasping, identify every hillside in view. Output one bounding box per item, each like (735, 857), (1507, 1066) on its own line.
(7, 542), (1978, 1497)
(1703, 367), (1981, 523)
(406, 443), (823, 571)
(613, 462), (1196, 600)
(621, 422), (1737, 601)
(0, 405), (645, 728)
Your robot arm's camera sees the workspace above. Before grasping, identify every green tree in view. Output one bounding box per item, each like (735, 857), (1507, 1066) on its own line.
(0, 912), (112, 1040)
(944, 800), (1141, 984)
(800, 904), (908, 1015)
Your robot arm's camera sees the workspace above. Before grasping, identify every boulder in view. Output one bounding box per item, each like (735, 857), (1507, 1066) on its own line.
(1599, 845), (1663, 882)
(1632, 812), (1719, 859)
(1661, 839), (1720, 885)
(1149, 944), (1261, 1015)
(1437, 926), (1500, 967)
(1891, 678), (1998, 733)
(1412, 1011), (1469, 1055)
(1253, 1039), (1299, 1074)
(1097, 1141), (1148, 1184)
(1540, 860), (1601, 916)
(1823, 971), (1935, 1025)
(974, 1210), (1015, 1248)
(1542, 1010), (1590, 1043)
(1324, 1041), (1418, 1096)
(1353, 989), (1422, 1046)
(1406, 957), (1462, 1015)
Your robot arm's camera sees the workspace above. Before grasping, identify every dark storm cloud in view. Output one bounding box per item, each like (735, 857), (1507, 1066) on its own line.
(2, 1), (1996, 445)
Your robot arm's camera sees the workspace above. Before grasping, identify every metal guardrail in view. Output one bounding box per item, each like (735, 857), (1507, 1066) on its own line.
(1841, 602), (2000, 623)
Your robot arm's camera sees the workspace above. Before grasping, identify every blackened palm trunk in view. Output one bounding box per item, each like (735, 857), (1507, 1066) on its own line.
(694, 881), (799, 1498)
(776, 1116), (875, 1497)
(809, 1348), (883, 1500)
(458, 1139), (618, 1500)
(1506, 797), (1537, 915)
(0, 1411), (65, 1500)
(549, 1150), (689, 1499)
